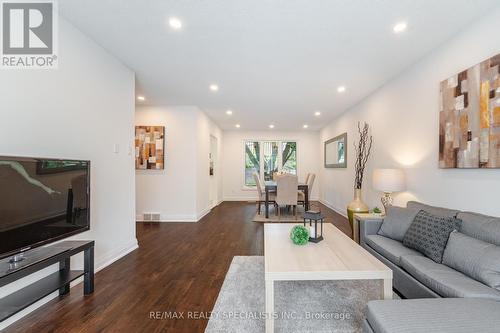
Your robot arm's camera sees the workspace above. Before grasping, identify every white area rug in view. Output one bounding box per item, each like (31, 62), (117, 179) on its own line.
(205, 256), (397, 333)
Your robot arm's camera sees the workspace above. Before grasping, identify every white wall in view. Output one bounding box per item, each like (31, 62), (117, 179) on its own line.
(135, 106), (222, 222)
(320, 7), (500, 217)
(196, 111), (223, 215)
(0, 17), (137, 328)
(222, 130), (320, 201)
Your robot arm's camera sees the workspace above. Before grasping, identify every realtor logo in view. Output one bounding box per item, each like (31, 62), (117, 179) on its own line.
(1, 0), (58, 68)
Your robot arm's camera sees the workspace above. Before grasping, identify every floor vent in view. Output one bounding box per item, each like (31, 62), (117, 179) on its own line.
(143, 213), (161, 222)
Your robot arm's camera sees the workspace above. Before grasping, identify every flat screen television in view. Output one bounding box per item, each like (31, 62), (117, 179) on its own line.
(0, 156), (90, 260)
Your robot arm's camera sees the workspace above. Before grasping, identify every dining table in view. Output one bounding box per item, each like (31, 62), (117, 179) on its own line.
(264, 180), (309, 218)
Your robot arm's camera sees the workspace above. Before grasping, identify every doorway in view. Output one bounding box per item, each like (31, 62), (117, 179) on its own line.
(209, 135), (218, 209)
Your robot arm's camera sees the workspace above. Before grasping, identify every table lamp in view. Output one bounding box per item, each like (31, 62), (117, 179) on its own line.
(373, 169), (406, 209)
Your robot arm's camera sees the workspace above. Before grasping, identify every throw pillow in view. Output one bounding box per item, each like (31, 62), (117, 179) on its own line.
(402, 210), (461, 263)
(443, 231), (500, 291)
(406, 201), (459, 218)
(377, 206), (421, 241)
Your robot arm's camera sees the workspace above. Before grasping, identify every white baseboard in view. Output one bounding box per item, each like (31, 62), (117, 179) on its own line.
(319, 198), (348, 218)
(210, 199), (223, 209)
(196, 207), (212, 221)
(0, 239), (139, 331)
(95, 239), (139, 272)
(136, 214), (198, 222)
(223, 197), (320, 202)
(136, 206), (214, 223)
(223, 196), (257, 201)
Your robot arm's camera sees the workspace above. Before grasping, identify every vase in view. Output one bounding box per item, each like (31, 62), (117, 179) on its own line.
(347, 188), (369, 231)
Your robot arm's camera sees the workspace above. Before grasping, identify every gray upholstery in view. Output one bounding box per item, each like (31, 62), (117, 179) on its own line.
(402, 210), (461, 263)
(362, 319), (375, 333)
(359, 204), (500, 301)
(363, 242), (440, 299)
(365, 298), (500, 333)
(359, 218), (383, 247)
(443, 231), (500, 290)
(377, 206), (420, 241)
(361, 217), (440, 298)
(365, 235), (423, 266)
(362, 203), (500, 333)
(458, 211), (500, 246)
(406, 201), (459, 218)
(400, 255), (500, 301)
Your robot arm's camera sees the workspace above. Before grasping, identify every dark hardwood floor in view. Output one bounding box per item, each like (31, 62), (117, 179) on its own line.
(5, 201), (350, 333)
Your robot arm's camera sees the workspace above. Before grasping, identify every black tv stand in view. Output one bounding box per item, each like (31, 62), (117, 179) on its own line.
(0, 240), (94, 322)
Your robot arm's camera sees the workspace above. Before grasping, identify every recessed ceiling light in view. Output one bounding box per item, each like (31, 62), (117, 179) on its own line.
(137, 96), (145, 101)
(169, 17), (182, 30)
(314, 111), (321, 116)
(209, 84), (219, 92)
(303, 124), (309, 129)
(269, 124), (275, 129)
(235, 124), (241, 128)
(337, 86), (346, 93)
(226, 110), (233, 115)
(393, 21), (407, 33)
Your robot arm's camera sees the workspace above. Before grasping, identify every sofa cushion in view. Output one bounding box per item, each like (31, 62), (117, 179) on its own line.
(458, 212), (500, 246)
(443, 231), (500, 291)
(402, 210), (461, 263)
(377, 206), (420, 241)
(400, 255), (500, 301)
(365, 235), (423, 266)
(406, 201), (459, 218)
(366, 298), (500, 333)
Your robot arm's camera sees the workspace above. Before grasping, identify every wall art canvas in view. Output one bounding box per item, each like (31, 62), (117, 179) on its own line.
(439, 53), (500, 168)
(135, 126), (165, 170)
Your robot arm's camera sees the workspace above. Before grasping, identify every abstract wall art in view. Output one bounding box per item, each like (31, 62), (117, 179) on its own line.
(439, 53), (500, 168)
(135, 126), (165, 170)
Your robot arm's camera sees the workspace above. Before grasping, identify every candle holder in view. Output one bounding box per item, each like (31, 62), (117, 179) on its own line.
(303, 210), (324, 243)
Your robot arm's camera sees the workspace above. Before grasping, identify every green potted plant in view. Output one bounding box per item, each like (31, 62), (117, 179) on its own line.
(290, 225), (310, 245)
(373, 206), (382, 216)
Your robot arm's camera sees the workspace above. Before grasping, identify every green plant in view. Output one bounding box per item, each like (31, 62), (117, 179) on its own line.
(290, 225), (309, 245)
(373, 207), (382, 214)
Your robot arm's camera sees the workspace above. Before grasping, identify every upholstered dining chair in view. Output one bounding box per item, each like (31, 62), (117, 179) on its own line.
(298, 173), (315, 207)
(276, 174), (299, 220)
(305, 173), (311, 185)
(253, 172), (277, 215)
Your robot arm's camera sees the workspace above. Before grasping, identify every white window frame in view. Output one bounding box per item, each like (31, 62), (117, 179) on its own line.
(242, 139), (298, 190)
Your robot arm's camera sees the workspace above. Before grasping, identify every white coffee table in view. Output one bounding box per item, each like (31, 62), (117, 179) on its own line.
(264, 223), (393, 333)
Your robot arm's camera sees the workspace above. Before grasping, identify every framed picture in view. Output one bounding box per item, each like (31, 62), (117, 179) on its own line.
(135, 126), (165, 170)
(324, 133), (347, 168)
(439, 53), (500, 168)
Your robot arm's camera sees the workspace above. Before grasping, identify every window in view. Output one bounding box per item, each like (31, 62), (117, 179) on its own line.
(281, 142), (297, 175)
(262, 141), (279, 181)
(244, 140), (297, 187)
(244, 141), (260, 186)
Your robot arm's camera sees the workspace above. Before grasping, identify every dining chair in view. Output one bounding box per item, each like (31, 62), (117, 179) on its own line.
(253, 172), (276, 215)
(276, 174), (299, 220)
(298, 173), (315, 207)
(301, 173), (311, 199)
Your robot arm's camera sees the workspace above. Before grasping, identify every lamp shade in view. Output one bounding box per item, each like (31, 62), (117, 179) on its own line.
(373, 169), (405, 193)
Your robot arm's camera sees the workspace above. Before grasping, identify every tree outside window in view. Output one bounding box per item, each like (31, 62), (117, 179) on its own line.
(244, 140), (297, 186)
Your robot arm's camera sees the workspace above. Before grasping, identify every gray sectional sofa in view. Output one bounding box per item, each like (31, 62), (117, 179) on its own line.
(360, 201), (500, 333)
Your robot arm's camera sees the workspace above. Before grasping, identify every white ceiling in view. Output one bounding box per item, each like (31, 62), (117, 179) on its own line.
(60, 0), (499, 131)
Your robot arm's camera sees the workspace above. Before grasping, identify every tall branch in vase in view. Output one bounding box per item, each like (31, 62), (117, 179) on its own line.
(354, 122), (373, 189)
(347, 121), (373, 231)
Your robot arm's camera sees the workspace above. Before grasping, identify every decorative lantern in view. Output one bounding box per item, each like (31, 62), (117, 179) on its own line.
(303, 210), (324, 243)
